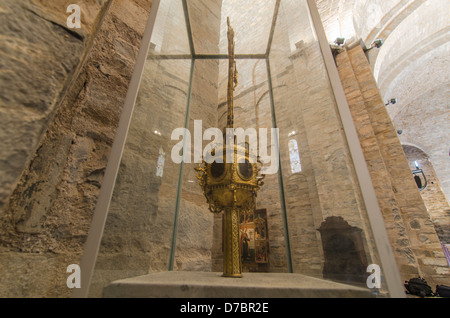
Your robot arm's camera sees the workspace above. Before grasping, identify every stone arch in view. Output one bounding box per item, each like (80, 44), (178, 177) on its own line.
(361, 0), (428, 69)
(373, 1), (449, 89)
(401, 143), (429, 161)
(402, 144), (450, 245)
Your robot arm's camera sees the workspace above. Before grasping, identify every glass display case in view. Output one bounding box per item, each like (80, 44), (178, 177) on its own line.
(77, 0), (404, 298)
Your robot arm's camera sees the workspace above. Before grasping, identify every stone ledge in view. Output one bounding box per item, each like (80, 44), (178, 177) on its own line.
(102, 271), (374, 298)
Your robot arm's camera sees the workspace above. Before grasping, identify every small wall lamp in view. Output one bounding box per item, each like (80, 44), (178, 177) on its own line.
(385, 98), (397, 106)
(364, 39), (384, 52)
(334, 37), (346, 46)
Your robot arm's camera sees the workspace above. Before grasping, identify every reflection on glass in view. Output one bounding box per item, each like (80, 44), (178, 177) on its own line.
(268, 0), (382, 287)
(172, 59), (220, 271)
(150, 0), (190, 55)
(87, 0), (194, 295)
(218, 0), (276, 55)
(289, 139), (302, 174)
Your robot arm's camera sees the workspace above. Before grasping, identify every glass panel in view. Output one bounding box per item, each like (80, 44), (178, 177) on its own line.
(186, 0), (223, 55)
(150, 0), (191, 56)
(172, 58), (290, 273)
(229, 59), (289, 273)
(171, 59), (219, 271)
(187, 0), (277, 55)
(87, 0), (192, 296)
(88, 57), (192, 297)
(269, 0), (383, 288)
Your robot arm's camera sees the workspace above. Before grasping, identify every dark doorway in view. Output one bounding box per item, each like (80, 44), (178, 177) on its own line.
(318, 216), (368, 285)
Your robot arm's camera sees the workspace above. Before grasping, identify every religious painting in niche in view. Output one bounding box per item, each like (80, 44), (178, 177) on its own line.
(240, 209), (269, 272)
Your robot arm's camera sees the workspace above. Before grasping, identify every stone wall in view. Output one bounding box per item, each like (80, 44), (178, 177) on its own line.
(336, 44), (449, 287)
(384, 42), (450, 203)
(88, 0), (223, 297)
(370, 0), (450, 203)
(0, 0), (153, 298)
(0, 0), (107, 214)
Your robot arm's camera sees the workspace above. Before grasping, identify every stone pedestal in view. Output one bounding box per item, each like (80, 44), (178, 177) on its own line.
(102, 271), (374, 298)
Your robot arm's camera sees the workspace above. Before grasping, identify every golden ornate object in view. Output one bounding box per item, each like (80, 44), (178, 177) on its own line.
(195, 18), (265, 278)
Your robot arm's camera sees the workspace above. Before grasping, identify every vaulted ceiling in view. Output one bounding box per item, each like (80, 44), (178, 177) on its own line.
(315, 0), (450, 201)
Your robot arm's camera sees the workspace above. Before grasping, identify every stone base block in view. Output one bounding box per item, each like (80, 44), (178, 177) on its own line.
(103, 271), (374, 298)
